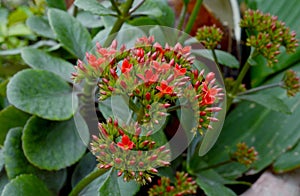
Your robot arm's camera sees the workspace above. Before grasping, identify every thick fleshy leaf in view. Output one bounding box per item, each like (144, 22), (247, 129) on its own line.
(131, 0), (162, 18)
(46, 0), (66, 10)
(22, 116), (89, 170)
(26, 16), (55, 39)
(273, 141), (300, 173)
(48, 8), (92, 59)
(74, 0), (114, 16)
(0, 149), (3, 171)
(193, 49), (240, 69)
(196, 176), (237, 196)
(1, 174), (52, 196)
(251, 0), (300, 86)
(21, 48), (75, 82)
(71, 152), (97, 188)
(3, 127), (67, 193)
(76, 11), (103, 28)
(201, 64), (300, 178)
(237, 94), (291, 114)
(7, 69), (77, 121)
(99, 169), (121, 196)
(0, 105), (30, 145)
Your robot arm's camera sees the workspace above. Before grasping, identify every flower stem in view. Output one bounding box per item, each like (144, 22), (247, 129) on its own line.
(110, 0), (122, 15)
(177, 3), (188, 31)
(226, 50), (258, 111)
(237, 82), (283, 96)
(68, 169), (108, 196)
(211, 49), (220, 67)
(104, 0), (134, 47)
(184, 0), (203, 34)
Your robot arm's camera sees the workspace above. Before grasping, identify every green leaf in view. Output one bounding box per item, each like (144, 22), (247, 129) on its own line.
(76, 11), (104, 28)
(0, 105), (31, 145)
(71, 152), (97, 187)
(26, 16), (55, 39)
(1, 174), (52, 196)
(8, 23), (33, 37)
(196, 176), (237, 196)
(201, 64), (300, 178)
(99, 169), (121, 196)
(74, 0), (114, 16)
(273, 141), (300, 173)
(131, 0), (162, 18)
(46, 0), (66, 10)
(22, 116), (89, 170)
(3, 127), (67, 193)
(48, 8), (92, 59)
(237, 94), (291, 114)
(192, 49), (240, 68)
(21, 48), (75, 82)
(7, 69), (77, 121)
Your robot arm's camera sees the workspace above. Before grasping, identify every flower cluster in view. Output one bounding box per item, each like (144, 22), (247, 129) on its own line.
(231, 142), (258, 167)
(195, 25), (224, 49)
(240, 9), (298, 66)
(282, 69), (300, 97)
(90, 118), (170, 184)
(72, 36), (224, 183)
(148, 172), (197, 196)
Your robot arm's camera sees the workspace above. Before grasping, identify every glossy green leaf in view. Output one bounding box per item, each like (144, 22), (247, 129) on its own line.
(251, 0), (300, 86)
(46, 0), (66, 10)
(99, 169), (121, 196)
(26, 16), (55, 39)
(22, 116), (88, 170)
(237, 94), (291, 114)
(1, 174), (52, 196)
(201, 64), (300, 178)
(3, 127), (67, 193)
(21, 48), (75, 82)
(7, 69), (77, 121)
(0, 105), (30, 145)
(76, 11), (103, 28)
(193, 49), (240, 69)
(7, 23), (32, 37)
(197, 176), (237, 196)
(131, 0), (162, 18)
(71, 152), (97, 187)
(273, 141), (300, 173)
(48, 8), (92, 59)
(74, 0), (114, 16)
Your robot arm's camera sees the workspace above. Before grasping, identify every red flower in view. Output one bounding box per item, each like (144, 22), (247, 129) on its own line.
(152, 61), (170, 73)
(86, 53), (105, 69)
(117, 134), (134, 150)
(201, 82), (218, 105)
(156, 80), (173, 95)
(137, 69), (159, 85)
(174, 64), (186, 77)
(121, 59), (133, 74)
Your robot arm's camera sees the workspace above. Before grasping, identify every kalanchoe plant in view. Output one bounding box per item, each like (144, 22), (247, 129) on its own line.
(195, 25), (223, 50)
(72, 36), (225, 184)
(282, 69), (300, 97)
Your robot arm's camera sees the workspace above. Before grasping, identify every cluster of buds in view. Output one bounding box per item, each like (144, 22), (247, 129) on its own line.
(90, 117), (170, 184)
(231, 142), (258, 167)
(148, 172), (197, 196)
(282, 69), (300, 97)
(240, 9), (298, 66)
(73, 36), (224, 183)
(195, 25), (224, 49)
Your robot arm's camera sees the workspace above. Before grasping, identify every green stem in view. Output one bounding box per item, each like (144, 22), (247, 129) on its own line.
(226, 50), (258, 111)
(104, 0), (134, 47)
(177, 3), (188, 31)
(211, 49), (220, 67)
(68, 169), (108, 196)
(184, 0), (203, 34)
(110, 0), (122, 15)
(237, 82), (283, 96)
(129, 0), (146, 15)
